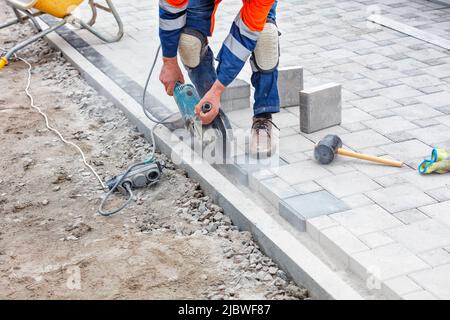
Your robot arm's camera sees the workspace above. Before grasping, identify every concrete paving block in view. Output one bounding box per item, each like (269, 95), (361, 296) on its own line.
(383, 276), (423, 300)
(359, 232), (395, 249)
(409, 124), (450, 145)
(275, 161), (331, 186)
(341, 193), (374, 209)
(272, 110), (301, 128)
(342, 108), (374, 124)
(248, 169), (276, 193)
(301, 125), (349, 144)
(363, 116), (418, 135)
(393, 209), (429, 225)
(279, 191), (349, 232)
(418, 201), (450, 228)
(340, 121), (367, 133)
(389, 171), (450, 192)
(418, 248), (450, 267)
(317, 171), (382, 198)
(351, 96), (401, 112)
(409, 264), (450, 299)
(306, 215), (339, 242)
(349, 243), (429, 281)
(292, 181), (323, 194)
(280, 151), (310, 164)
(385, 219), (450, 254)
(228, 163), (251, 185)
(279, 134), (315, 155)
(402, 290), (437, 300)
(221, 79), (251, 112)
(319, 226), (369, 266)
(366, 184), (436, 213)
(426, 186), (450, 202)
(417, 91), (450, 108)
(350, 160), (410, 179)
(379, 140), (431, 162)
(329, 204), (402, 236)
(392, 104), (444, 121)
(259, 176), (299, 207)
(339, 129), (391, 150)
(221, 97), (251, 112)
(278, 66), (304, 108)
(412, 117), (440, 128)
(383, 130), (415, 143)
(300, 83), (342, 134)
(374, 85), (423, 101)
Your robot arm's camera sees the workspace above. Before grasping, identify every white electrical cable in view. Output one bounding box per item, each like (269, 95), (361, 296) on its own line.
(2, 47), (107, 190)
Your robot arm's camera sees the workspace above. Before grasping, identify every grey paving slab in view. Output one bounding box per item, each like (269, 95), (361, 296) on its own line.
(416, 91), (450, 108)
(393, 209), (430, 225)
(319, 226), (370, 265)
(350, 243), (429, 281)
(409, 124), (450, 146)
(366, 184), (436, 213)
(300, 83), (342, 133)
(379, 139), (432, 161)
(259, 176), (299, 207)
(359, 231), (395, 249)
(426, 186), (450, 202)
(280, 191), (349, 232)
(386, 219), (450, 254)
(279, 134), (315, 155)
(341, 193), (375, 209)
(379, 171), (450, 192)
(317, 171), (382, 199)
(329, 204), (402, 236)
(275, 161), (332, 186)
(339, 129), (392, 150)
(342, 108), (374, 124)
(278, 66), (304, 108)
(350, 160), (410, 178)
(410, 264), (450, 299)
(418, 248), (450, 268)
(374, 85), (424, 101)
(419, 201), (450, 228)
(363, 116), (418, 135)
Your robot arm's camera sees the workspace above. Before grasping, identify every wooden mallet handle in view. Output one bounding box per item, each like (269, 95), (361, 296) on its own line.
(337, 148), (403, 167)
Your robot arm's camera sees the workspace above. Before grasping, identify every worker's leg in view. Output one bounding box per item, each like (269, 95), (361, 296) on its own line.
(179, 0), (220, 97)
(250, 1), (280, 117)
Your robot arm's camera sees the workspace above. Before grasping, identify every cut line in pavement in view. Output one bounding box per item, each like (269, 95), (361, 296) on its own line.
(367, 14), (450, 51)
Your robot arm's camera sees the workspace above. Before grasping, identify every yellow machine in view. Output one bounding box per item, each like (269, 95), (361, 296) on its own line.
(33, 0), (85, 18)
(0, 0), (123, 69)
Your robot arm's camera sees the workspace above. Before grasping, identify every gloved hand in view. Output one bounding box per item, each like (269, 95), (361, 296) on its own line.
(159, 57), (184, 96)
(195, 80), (224, 125)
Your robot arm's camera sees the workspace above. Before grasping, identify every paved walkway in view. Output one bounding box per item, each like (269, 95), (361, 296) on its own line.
(51, 0), (450, 299)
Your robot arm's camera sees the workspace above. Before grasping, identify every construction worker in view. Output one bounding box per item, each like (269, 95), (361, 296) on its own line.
(159, 0), (280, 157)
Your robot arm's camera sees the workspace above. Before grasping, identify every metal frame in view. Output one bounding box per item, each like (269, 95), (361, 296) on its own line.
(0, 0), (123, 67)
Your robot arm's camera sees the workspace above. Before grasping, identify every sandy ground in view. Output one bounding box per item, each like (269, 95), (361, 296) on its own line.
(0, 7), (307, 299)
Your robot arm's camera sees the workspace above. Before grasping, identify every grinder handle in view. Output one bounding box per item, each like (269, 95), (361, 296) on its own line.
(337, 148), (403, 167)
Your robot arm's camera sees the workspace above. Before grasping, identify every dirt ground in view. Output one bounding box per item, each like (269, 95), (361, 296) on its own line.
(0, 7), (307, 299)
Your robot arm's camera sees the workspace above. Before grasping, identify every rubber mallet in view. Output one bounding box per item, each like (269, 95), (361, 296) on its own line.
(314, 134), (403, 167)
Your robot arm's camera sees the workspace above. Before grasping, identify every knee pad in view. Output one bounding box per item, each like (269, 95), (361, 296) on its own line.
(178, 28), (208, 69)
(251, 22), (279, 73)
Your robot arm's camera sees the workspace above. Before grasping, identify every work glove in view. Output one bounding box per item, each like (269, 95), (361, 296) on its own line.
(418, 148), (450, 174)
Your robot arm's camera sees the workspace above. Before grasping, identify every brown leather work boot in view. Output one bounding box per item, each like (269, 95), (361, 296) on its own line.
(250, 116), (279, 158)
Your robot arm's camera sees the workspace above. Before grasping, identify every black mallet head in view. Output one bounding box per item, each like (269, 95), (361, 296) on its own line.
(314, 134), (343, 165)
